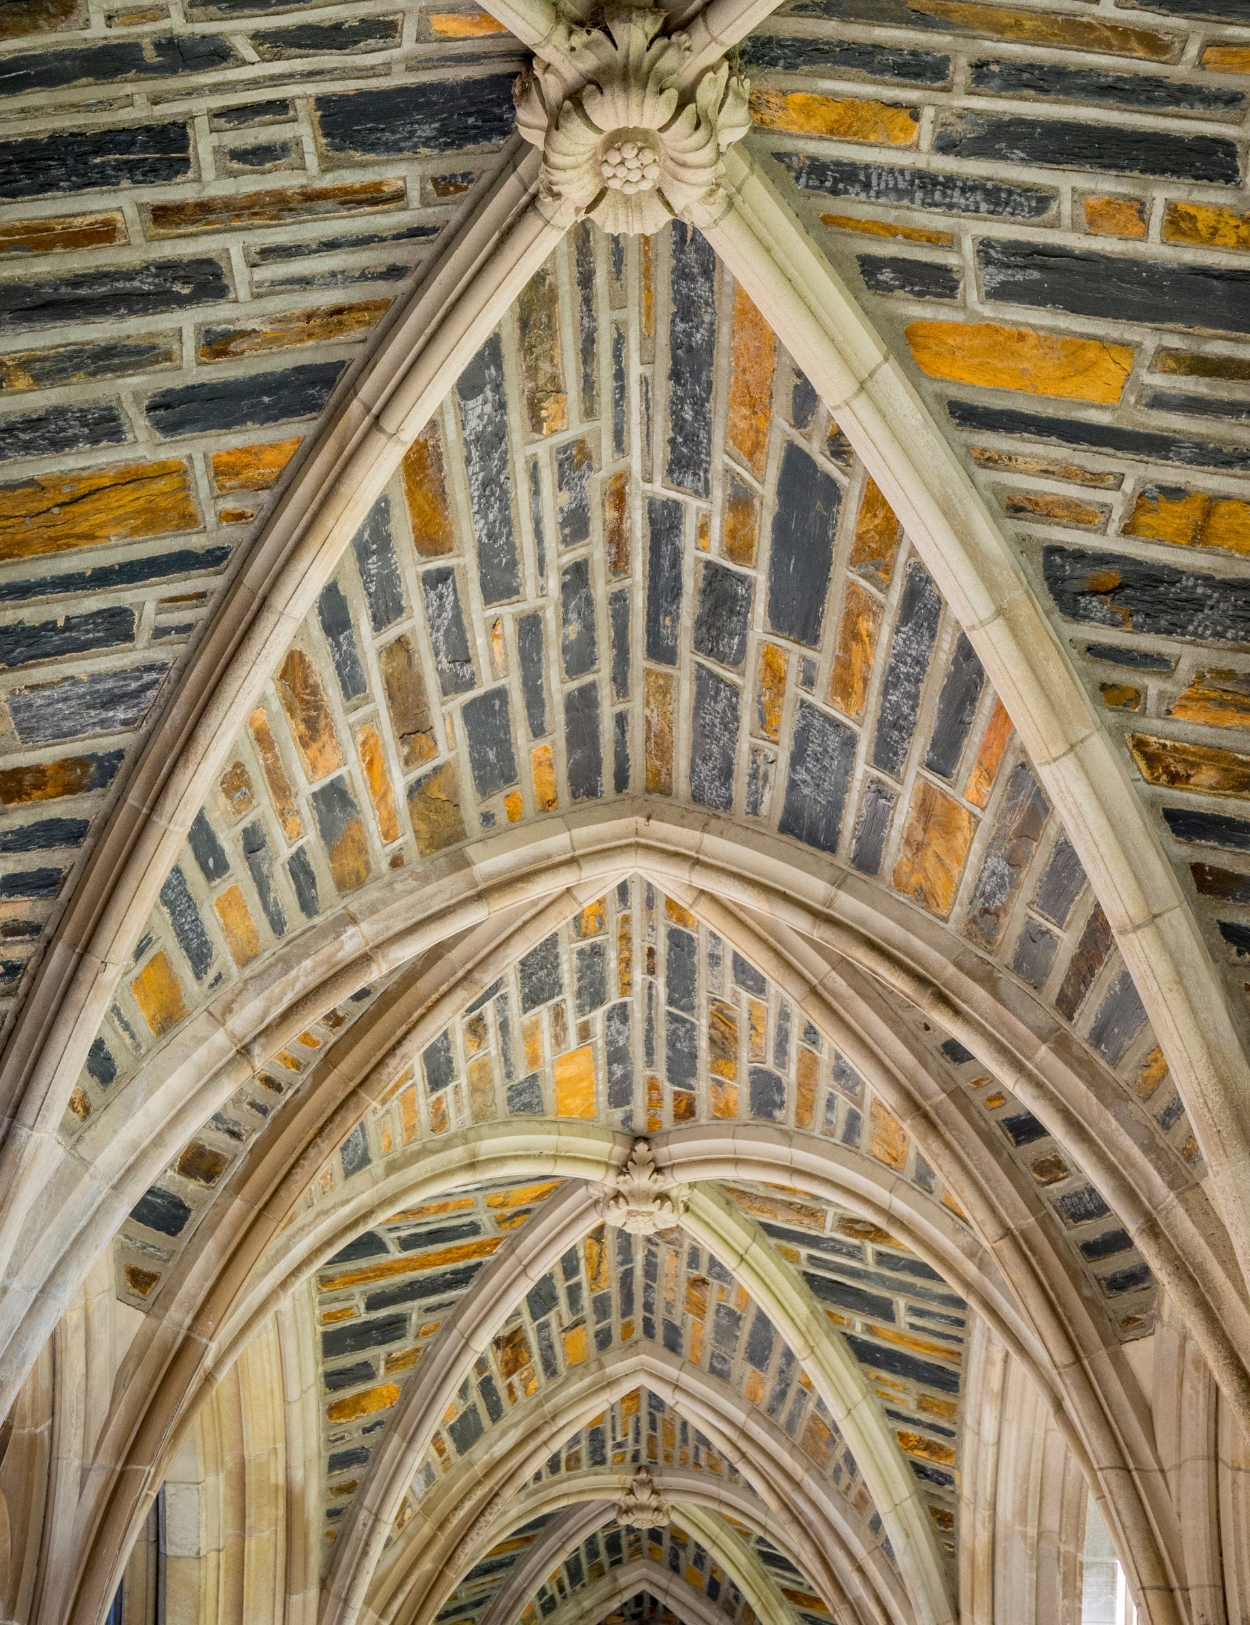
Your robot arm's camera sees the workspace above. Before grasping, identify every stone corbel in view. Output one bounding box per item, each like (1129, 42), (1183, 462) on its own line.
(595, 1139), (690, 1233)
(513, 1), (750, 234)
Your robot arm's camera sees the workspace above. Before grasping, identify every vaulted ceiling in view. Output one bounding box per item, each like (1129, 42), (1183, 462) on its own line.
(1, 0), (1250, 1622)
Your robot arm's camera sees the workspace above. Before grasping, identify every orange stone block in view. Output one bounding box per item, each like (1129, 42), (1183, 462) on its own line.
(897, 1429), (956, 1466)
(617, 910), (633, 996)
(214, 884), (261, 966)
(402, 421), (456, 556)
(727, 284), (775, 478)
(517, 260), (567, 437)
(358, 722), (400, 844)
(1164, 200), (1250, 253)
(795, 1047), (818, 1129)
(379, 634), (436, 769)
(320, 1237), (502, 1291)
(1123, 485), (1250, 556)
(468, 1053), (495, 1122)
(892, 779), (975, 916)
(1100, 682), (1141, 711)
(723, 475), (759, 567)
(249, 707), (302, 839)
(708, 998), (738, 1082)
(751, 89), (918, 145)
(1129, 734), (1250, 797)
(604, 469), (629, 576)
(965, 699), (1011, 808)
(124, 1265), (159, 1297)
(531, 743), (558, 812)
(709, 1082), (739, 1119)
(429, 10), (506, 31)
(199, 299), (388, 362)
(969, 446), (1122, 488)
(1135, 1046), (1169, 1099)
(1002, 490), (1106, 527)
(276, 648), (343, 779)
(645, 668), (674, 794)
(749, 645), (789, 752)
(820, 212), (953, 246)
(907, 319), (1134, 404)
(869, 1097), (909, 1169)
(828, 579), (882, 720)
(486, 1179), (560, 1209)
(325, 1382), (401, 1423)
(0, 211), (126, 255)
(1082, 195), (1146, 238)
(1170, 666), (1248, 731)
(132, 950), (188, 1036)
(554, 1044), (597, 1117)
(148, 178), (406, 236)
(1201, 43), (1250, 73)
(176, 1140), (227, 1186)
(848, 477), (903, 587)
(906, 0), (1172, 59)
(218, 760), (255, 820)
(0, 459), (198, 561)
(665, 897), (695, 928)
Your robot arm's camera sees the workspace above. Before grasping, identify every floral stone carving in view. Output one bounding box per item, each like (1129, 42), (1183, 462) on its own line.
(595, 1138), (689, 1233)
(514, 3), (750, 235)
(615, 1466), (672, 1527)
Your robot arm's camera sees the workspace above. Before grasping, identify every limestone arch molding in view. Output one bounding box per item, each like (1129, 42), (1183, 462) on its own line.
(359, 1345), (906, 1625)
(6, 818), (1245, 1445)
(0, 15), (1243, 1372)
(482, 1557), (774, 1625)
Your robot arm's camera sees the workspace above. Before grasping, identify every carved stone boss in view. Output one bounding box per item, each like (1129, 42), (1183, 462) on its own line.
(595, 1139), (690, 1234)
(514, 3), (750, 235)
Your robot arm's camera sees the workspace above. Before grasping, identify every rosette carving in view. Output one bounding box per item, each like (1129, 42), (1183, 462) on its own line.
(615, 1466), (671, 1527)
(595, 1138), (689, 1234)
(514, 4), (750, 234)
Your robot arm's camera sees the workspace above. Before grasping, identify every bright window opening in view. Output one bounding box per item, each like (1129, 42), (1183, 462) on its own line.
(1082, 1493), (1138, 1625)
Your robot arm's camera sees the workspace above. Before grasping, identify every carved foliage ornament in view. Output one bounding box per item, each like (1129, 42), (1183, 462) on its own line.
(595, 1138), (689, 1233)
(514, 4), (750, 235)
(615, 1466), (672, 1527)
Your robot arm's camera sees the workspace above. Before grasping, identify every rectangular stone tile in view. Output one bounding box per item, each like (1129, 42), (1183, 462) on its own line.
(689, 663), (740, 813)
(609, 589), (630, 703)
(892, 778), (974, 916)
(357, 723), (399, 845)
(408, 760), (466, 854)
(1124, 485), (1250, 556)
(146, 359), (344, 438)
(211, 435), (300, 492)
(1168, 670), (1250, 728)
(965, 761), (1048, 948)
(791, 0), (1176, 61)
(925, 633), (985, 778)
(727, 284), (775, 479)
(776, 150), (1056, 218)
(767, 441), (840, 649)
(1, 33), (240, 93)
(314, 75), (518, 161)
(250, 706), (302, 839)
(935, 112), (1238, 183)
(131, 948), (187, 1036)
(159, 864), (214, 981)
(564, 680), (603, 801)
(573, 220), (597, 419)
(751, 88), (919, 144)
(310, 774), (370, 890)
(604, 469), (628, 577)
(351, 493), (405, 631)
(0, 750), (123, 807)
(0, 401), (129, 463)
(556, 438), (593, 550)
(1055, 904), (1114, 1020)
(6, 662), (167, 744)
(850, 778), (896, 874)
(693, 561), (752, 672)
(779, 699), (857, 853)
(0, 122), (191, 201)
(0, 817), (88, 852)
(1087, 970), (1146, 1066)
(1129, 734), (1250, 797)
(0, 210), (127, 256)
(421, 567), (476, 695)
(0, 334), (180, 394)
(645, 668), (674, 795)
(457, 333), (520, 605)
(872, 561), (942, 776)
(517, 260), (566, 437)
(149, 177), (405, 235)
(251, 15), (399, 55)
(2, 256), (230, 332)
(970, 58), (1243, 115)
(0, 605), (135, 668)
(275, 647), (343, 778)
(907, 319), (1133, 403)
(978, 238), (1250, 335)
(560, 557), (597, 679)
(948, 398), (1250, 473)
(1082, 194), (1148, 239)
(646, 497), (683, 666)
(666, 222), (717, 499)
(378, 633), (436, 768)
(741, 33), (950, 83)
(462, 685), (518, 799)
(198, 297), (389, 361)
(723, 474), (759, 568)
(1042, 545), (1250, 642)
(214, 881), (261, 965)
(402, 422), (455, 557)
(859, 253), (961, 300)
